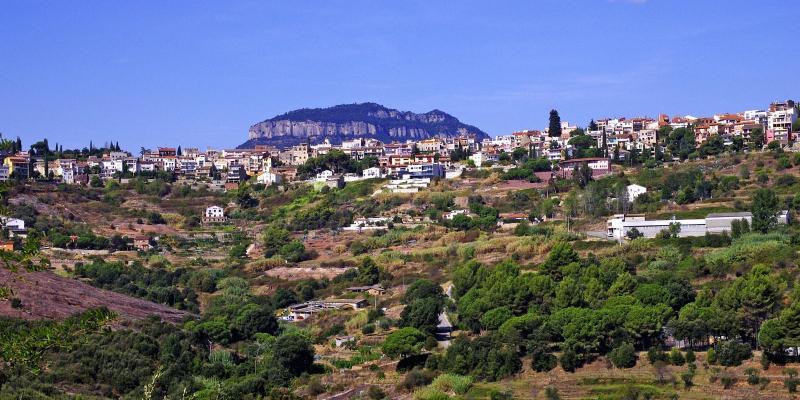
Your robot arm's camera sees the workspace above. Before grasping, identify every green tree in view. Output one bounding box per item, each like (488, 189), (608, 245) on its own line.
(274, 332), (315, 375)
(751, 189), (779, 233)
(608, 343), (637, 368)
(666, 127), (696, 160)
(382, 327), (426, 359)
(540, 242), (578, 279)
(399, 297), (443, 334)
(263, 225), (291, 257)
(549, 109), (562, 138)
(751, 127), (765, 150)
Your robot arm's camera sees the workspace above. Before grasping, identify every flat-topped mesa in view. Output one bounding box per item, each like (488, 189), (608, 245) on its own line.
(239, 102), (488, 149)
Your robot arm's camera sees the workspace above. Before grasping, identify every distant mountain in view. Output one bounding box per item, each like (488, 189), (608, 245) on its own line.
(239, 102), (489, 149)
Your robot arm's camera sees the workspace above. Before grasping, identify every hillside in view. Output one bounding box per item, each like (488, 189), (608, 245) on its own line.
(240, 102), (489, 148)
(0, 269), (189, 324)
(5, 150), (800, 399)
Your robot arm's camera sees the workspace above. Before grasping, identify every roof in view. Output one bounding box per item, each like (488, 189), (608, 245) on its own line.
(706, 212), (752, 219)
(559, 157), (610, 164)
(621, 219), (705, 227)
(499, 212), (528, 219)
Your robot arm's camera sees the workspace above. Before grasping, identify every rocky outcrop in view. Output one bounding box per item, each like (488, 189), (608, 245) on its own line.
(240, 102), (488, 149)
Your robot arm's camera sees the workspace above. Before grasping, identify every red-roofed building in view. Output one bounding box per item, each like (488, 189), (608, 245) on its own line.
(557, 157), (611, 179)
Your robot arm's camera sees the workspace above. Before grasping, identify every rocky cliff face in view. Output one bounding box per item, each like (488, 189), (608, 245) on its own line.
(239, 103), (488, 149)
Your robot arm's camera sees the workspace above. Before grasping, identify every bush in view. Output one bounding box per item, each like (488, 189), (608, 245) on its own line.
(681, 371), (694, 388)
(785, 369), (799, 393)
(669, 349), (685, 366)
(367, 385), (386, 400)
(430, 373), (473, 395)
(715, 340), (752, 366)
(559, 349), (580, 372)
(745, 368), (761, 386)
(544, 387), (560, 400)
(685, 349), (695, 363)
(608, 343), (637, 368)
(10, 298), (23, 309)
(707, 348), (717, 364)
(397, 368), (436, 392)
(720, 372), (737, 389)
(412, 387), (450, 400)
(531, 350), (557, 372)
(362, 324), (376, 335)
(647, 347), (667, 364)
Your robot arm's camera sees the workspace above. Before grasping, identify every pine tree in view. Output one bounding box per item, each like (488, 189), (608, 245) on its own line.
(15, 137), (22, 153)
(588, 119), (598, 131)
(549, 110), (562, 138)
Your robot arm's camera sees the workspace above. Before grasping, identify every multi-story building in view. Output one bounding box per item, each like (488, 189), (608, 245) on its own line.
(767, 100), (797, 145)
(3, 155), (29, 180)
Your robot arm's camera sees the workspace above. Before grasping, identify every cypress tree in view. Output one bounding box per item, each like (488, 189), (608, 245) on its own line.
(15, 137), (22, 153)
(549, 109), (562, 138)
(602, 130), (608, 158)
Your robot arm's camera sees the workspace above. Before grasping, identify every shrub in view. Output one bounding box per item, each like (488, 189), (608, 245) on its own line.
(720, 372), (737, 389)
(745, 368), (760, 386)
(669, 349), (685, 366)
(681, 371), (694, 388)
(608, 343), (637, 368)
(413, 387), (450, 400)
(707, 348), (717, 364)
(647, 347), (667, 364)
(430, 373), (473, 395)
(559, 349), (580, 372)
(715, 340), (752, 366)
(531, 350), (557, 372)
(362, 324), (376, 335)
(397, 368), (436, 392)
(785, 369), (799, 393)
(544, 387), (560, 400)
(10, 298), (23, 309)
(685, 349), (695, 363)
(760, 354), (771, 370)
(307, 377), (327, 396)
(367, 385), (386, 400)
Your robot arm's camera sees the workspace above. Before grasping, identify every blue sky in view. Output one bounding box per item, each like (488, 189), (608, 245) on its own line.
(2, 0), (798, 151)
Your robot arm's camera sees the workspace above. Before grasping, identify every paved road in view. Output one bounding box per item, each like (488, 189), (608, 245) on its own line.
(436, 283), (454, 347)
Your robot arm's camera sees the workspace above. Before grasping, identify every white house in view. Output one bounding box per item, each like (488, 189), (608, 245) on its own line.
(203, 205), (227, 223)
(469, 152), (498, 167)
(626, 184), (647, 201)
(444, 209), (471, 220)
(362, 167), (382, 179)
(384, 177), (431, 193)
(342, 217), (391, 231)
(256, 171), (282, 185)
(315, 170), (334, 182)
(1, 217), (25, 231)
